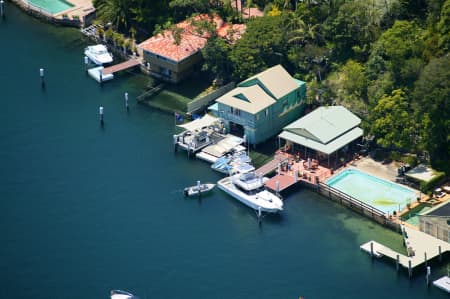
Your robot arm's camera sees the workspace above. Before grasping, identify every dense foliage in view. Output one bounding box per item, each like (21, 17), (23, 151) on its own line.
(92, 0), (450, 173)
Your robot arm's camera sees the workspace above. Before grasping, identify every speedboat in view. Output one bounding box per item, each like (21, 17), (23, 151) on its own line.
(217, 172), (283, 213)
(211, 151), (252, 174)
(85, 44), (113, 65)
(184, 182), (215, 197)
(110, 290), (139, 299)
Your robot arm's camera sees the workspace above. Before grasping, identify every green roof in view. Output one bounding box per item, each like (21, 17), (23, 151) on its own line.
(279, 127), (363, 155)
(284, 106), (361, 144)
(279, 106), (363, 155)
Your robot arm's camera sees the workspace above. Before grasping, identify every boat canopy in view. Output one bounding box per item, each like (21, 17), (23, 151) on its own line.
(177, 114), (218, 132)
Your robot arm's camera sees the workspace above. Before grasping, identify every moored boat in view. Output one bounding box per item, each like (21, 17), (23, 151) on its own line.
(110, 290), (139, 299)
(217, 172), (283, 213)
(184, 182), (215, 197)
(85, 44), (113, 65)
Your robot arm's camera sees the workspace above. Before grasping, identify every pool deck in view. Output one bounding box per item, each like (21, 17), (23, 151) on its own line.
(360, 225), (450, 272)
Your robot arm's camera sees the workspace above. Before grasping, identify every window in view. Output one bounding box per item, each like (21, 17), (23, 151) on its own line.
(231, 107), (241, 116)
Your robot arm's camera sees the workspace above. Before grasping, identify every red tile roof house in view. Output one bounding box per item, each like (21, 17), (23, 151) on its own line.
(138, 15), (245, 83)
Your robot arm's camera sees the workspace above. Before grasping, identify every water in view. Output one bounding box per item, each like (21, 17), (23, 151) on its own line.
(0, 4), (448, 298)
(327, 169), (417, 214)
(27, 0), (74, 14)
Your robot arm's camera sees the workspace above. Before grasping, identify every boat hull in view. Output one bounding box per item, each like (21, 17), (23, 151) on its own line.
(217, 178), (283, 213)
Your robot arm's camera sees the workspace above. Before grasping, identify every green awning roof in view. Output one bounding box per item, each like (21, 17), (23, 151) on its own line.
(279, 127), (363, 155)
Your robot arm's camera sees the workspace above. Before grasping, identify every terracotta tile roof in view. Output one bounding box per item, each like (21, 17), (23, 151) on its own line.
(138, 15), (246, 62)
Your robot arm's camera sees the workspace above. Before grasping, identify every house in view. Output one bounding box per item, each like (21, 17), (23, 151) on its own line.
(278, 106), (363, 167)
(137, 15), (245, 83)
(215, 65), (306, 145)
(419, 200), (450, 243)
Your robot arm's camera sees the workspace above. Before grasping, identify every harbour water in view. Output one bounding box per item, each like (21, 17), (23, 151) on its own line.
(0, 4), (448, 298)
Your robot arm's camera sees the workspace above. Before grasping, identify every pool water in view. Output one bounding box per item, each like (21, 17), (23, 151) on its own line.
(326, 169), (417, 215)
(403, 205), (432, 226)
(27, 0), (74, 14)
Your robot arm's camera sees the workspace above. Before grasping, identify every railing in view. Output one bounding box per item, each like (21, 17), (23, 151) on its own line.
(317, 183), (386, 218)
(187, 82), (235, 113)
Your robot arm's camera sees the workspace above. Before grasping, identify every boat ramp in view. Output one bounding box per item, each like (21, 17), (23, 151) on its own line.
(360, 225), (450, 277)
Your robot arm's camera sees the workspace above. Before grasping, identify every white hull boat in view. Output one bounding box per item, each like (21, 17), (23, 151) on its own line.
(217, 172), (283, 213)
(85, 44), (113, 65)
(110, 290), (139, 299)
(184, 183), (215, 197)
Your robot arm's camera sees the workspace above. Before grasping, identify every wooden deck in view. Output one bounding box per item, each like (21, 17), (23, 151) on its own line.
(254, 153), (288, 176)
(360, 226), (450, 273)
(102, 59), (140, 75)
(259, 151), (333, 192)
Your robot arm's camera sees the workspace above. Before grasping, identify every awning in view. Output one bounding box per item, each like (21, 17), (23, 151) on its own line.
(279, 127), (363, 155)
(177, 114), (218, 131)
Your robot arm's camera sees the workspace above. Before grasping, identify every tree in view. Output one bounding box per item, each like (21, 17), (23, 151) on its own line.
(367, 20), (425, 85)
(93, 0), (132, 31)
(413, 55), (450, 172)
(325, 0), (381, 61)
(341, 60), (367, 99)
(202, 36), (233, 81)
(370, 89), (415, 150)
(437, 0), (450, 51)
(229, 15), (287, 80)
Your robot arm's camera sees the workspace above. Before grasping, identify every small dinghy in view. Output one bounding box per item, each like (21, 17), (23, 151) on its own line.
(184, 181), (215, 197)
(110, 290), (139, 299)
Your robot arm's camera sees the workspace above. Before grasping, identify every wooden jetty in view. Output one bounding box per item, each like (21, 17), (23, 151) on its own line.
(136, 84), (165, 102)
(360, 225), (450, 276)
(102, 59), (140, 75)
(254, 153), (288, 176)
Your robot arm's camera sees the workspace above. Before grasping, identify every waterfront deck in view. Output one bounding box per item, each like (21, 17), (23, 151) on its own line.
(102, 59), (140, 75)
(261, 151), (333, 192)
(360, 226), (450, 274)
(254, 153), (288, 176)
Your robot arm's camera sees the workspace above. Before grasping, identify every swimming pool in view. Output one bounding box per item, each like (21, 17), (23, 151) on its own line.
(326, 169), (417, 214)
(27, 0), (74, 15)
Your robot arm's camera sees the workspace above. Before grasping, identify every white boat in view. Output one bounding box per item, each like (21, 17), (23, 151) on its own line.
(211, 150), (252, 174)
(110, 290), (139, 299)
(85, 44), (113, 65)
(184, 182), (215, 197)
(217, 172), (283, 213)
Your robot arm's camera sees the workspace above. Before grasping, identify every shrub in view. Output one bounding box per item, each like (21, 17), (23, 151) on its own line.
(420, 171), (446, 193)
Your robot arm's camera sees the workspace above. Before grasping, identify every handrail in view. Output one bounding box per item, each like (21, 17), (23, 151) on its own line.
(318, 183), (386, 217)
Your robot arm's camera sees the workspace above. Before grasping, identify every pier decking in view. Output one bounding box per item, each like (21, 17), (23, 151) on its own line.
(260, 151), (333, 192)
(102, 59), (140, 75)
(360, 225), (450, 274)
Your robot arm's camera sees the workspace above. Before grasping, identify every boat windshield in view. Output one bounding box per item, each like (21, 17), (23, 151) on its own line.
(235, 184), (265, 195)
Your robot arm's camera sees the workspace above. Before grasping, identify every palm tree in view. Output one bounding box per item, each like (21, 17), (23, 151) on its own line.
(93, 0), (132, 31)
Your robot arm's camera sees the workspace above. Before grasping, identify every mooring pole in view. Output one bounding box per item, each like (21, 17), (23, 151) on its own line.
(39, 68), (45, 87)
(99, 106), (104, 127)
(426, 266), (431, 286)
(0, 1), (5, 18)
(408, 260), (412, 278)
(84, 56), (89, 72)
(124, 92), (129, 111)
(396, 254), (400, 271)
(370, 242), (374, 258)
(424, 252), (427, 267)
(439, 245), (442, 262)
